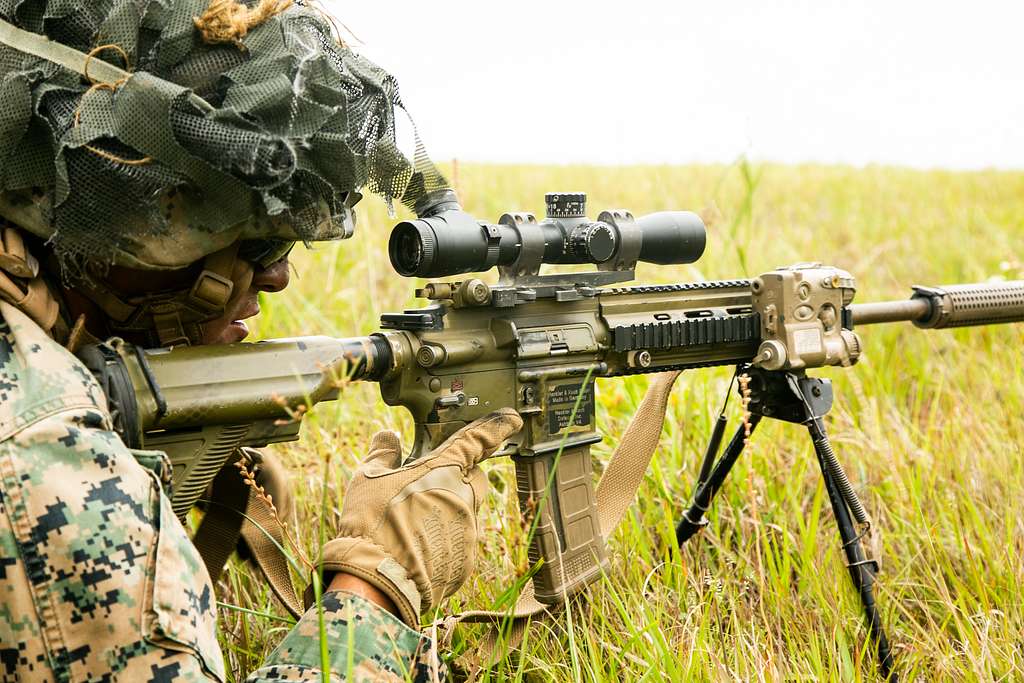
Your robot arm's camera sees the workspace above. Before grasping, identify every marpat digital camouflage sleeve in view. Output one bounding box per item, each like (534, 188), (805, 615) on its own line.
(0, 301), (439, 682)
(248, 591), (438, 682)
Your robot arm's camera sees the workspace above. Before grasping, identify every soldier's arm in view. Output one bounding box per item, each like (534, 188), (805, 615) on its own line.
(0, 303), (227, 681)
(0, 303), (438, 682)
(7, 403), (434, 683)
(247, 413), (522, 682)
(246, 589), (437, 682)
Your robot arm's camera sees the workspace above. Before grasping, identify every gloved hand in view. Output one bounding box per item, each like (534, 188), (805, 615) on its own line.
(320, 409), (523, 626)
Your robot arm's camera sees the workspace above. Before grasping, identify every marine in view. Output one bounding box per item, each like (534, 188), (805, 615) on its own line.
(0, 0), (517, 680)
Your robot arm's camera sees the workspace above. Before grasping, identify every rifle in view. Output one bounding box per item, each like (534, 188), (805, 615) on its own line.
(79, 190), (1024, 678)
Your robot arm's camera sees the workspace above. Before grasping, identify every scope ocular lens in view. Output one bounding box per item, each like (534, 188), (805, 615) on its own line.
(395, 231), (421, 271)
(389, 221), (433, 276)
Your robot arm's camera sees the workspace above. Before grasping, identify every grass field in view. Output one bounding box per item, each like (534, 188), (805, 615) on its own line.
(215, 162), (1024, 681)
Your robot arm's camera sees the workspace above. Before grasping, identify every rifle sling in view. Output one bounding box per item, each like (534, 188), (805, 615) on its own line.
(239, 491), (305, 619)
(439, 369), (683, 674)
(193, 457), (305, 619)
(192, 462), (249, 584)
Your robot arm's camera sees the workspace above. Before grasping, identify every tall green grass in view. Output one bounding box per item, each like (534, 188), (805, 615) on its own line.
(217, 162), (1024, 681)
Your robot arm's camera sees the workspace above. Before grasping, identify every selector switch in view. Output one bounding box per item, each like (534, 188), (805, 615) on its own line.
(434, 393), (466, 409)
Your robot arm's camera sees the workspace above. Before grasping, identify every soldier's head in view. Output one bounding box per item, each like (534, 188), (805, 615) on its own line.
(57, 243), (295, 345)
(0, 0), (445, 347)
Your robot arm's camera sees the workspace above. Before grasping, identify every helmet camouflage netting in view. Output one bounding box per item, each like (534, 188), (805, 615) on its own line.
(0, 0), (448, 270)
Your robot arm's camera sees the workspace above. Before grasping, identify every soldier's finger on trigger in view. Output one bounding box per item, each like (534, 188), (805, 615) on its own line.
(436, 409), (523, 470)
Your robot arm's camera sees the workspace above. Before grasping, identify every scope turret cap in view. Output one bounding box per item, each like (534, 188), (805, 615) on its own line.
(545, 192), (587, 219)
(0, 0), (449, 272)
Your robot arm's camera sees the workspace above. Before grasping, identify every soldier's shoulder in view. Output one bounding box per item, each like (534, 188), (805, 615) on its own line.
(0, 301), (107, 441)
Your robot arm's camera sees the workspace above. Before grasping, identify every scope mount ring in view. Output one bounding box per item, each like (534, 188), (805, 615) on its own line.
(598, 209), (643, 272)
(497, 212), (545, 285)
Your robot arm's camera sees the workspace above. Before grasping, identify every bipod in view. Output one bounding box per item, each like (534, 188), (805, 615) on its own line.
(675, 366), (895, 680)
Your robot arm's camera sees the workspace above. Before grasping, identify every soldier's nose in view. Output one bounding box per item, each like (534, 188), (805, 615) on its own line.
(253, 257), (291, 293)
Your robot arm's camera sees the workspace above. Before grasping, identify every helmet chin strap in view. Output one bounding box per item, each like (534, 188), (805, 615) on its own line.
(196, 251), (255, 344)
(78, 242), (254, 347)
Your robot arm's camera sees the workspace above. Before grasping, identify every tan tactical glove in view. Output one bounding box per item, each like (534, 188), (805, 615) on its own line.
(320, 409), (523, 626)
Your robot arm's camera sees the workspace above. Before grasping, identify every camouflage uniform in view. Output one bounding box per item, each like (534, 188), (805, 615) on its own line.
(0, 300), (437, 681)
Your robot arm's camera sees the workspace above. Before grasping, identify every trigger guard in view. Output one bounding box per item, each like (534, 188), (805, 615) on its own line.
(405, 421), (467, 464)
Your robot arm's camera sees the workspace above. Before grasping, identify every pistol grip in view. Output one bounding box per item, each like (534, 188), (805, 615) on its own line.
(513, 443), (608, 604)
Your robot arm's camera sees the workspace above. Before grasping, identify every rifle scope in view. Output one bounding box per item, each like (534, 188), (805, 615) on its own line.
(388, 190), (706, 278)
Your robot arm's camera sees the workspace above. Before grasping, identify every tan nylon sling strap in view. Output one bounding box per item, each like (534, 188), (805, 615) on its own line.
(440, 370), (683, 673)
(239, 491), (306, 619)
(192, 460), (250, 584)
(596, 370), (684, 534)
(193, 465), (305, 619)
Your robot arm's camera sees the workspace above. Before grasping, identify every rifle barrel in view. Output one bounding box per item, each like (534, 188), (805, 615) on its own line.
(848, 298), (931, 326)
(850, 280), (1024, 329)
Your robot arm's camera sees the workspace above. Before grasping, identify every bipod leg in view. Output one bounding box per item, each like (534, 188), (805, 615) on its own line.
(675, 414), (763, 546)
(805, 413), (895, 680)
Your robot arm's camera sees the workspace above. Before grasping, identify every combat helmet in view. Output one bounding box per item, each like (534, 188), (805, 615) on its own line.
(0, 0), (447, 344)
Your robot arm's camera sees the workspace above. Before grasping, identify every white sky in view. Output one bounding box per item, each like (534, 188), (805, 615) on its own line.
(321, 0), (1023, 170)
